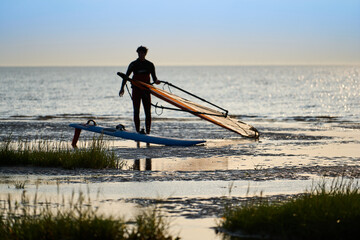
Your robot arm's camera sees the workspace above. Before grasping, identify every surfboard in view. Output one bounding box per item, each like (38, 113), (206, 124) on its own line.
(69, 123), (206, 147)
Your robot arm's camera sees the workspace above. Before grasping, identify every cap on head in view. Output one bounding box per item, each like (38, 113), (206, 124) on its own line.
(136, 46), (148, 54)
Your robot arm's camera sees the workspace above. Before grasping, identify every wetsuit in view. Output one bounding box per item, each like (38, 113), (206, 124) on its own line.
(126, 59), (157, 134)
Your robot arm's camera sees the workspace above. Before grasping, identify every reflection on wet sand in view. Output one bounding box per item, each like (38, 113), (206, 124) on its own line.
(133, 158), (152, 171)
(130, 157), (230, 172)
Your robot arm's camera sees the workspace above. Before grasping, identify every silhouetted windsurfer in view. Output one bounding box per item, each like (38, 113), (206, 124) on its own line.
(118, 46), (160, 134)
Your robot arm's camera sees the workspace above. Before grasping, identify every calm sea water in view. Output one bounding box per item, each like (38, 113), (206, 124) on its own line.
(1, 66), (359, 121)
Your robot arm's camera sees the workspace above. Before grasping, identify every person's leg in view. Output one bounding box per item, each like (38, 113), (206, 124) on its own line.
(142, 92), (151, 134)
(132, 89), (141, 132)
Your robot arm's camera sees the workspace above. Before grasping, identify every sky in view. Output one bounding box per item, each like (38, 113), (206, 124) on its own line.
(0, 0), (359, 66)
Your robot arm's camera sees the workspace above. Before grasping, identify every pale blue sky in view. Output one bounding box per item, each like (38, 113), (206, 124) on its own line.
(0, 0), (359, 66)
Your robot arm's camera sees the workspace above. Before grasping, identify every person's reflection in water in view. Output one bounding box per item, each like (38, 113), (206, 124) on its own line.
(133, 159), (140, 171)
(145, 158), (151, 170)
(133, 158), (152, 171)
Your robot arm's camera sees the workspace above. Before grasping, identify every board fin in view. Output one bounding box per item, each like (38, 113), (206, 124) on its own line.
(71, 128), (81, 148)
(71, 119), (97, 148)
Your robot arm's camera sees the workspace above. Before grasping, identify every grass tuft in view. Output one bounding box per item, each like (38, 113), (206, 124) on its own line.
(0, 136), (121, 169)
(128, 208), (177, 240)
(0, 191), (179, 240)
(219, 178), (360, 239)
(14, 181), (26, 189)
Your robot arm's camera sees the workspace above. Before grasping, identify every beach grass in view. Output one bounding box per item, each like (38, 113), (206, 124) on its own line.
(219, 178), (360, 239)
(0, 191), (179, 240)
(14, 181), (26, 189)
(0, 136), (120, 169)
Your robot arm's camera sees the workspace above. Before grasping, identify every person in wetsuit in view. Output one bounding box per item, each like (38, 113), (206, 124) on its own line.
(119, 46), (160, 134)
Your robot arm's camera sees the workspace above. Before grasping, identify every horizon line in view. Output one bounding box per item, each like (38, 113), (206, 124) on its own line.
(1, 63), (359, 68)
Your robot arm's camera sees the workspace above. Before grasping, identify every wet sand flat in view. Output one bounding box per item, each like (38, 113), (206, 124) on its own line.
(1, 117), (359, 239)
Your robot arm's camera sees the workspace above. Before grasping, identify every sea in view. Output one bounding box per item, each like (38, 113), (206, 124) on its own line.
(1, 65), (359, 121)
(1, 65), (360, 239)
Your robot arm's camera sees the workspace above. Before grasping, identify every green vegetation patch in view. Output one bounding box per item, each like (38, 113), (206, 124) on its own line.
(0, 191), (179, 240)
(0, 136), (120, 169)
(219, 179), (360, 239)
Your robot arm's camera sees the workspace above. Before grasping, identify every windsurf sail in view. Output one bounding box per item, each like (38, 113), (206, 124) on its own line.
(117, 72), (259, 139)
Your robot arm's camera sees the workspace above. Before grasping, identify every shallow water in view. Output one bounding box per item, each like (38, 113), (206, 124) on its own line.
(1, 66), (359, 239)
